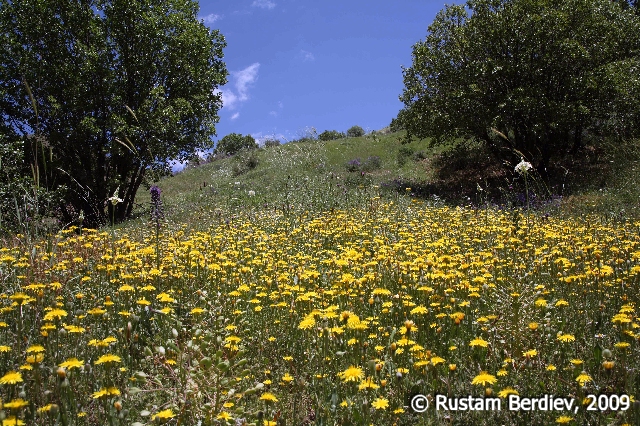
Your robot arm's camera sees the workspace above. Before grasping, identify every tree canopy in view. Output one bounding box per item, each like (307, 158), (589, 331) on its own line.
(346, 125), (365, 138)
(397, 0), (640, 173)
(214, 133), (257, 156)
(0, 0), (227, 225)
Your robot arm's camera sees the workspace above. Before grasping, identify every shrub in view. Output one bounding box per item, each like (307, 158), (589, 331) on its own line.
(389, 117), (404, 133)
(346, 158), (362, 172)
(263, 139), (281, 148)
(0, 136), (66, 236)
(346, 125), (365, 138)
(362, 156), (382, 172)
(413, 151), (428, 161)
(397, 146), (414, 167)
(215, 133), (257, 156)
(232, 149), (260, 176)
(318, 130), (345, 141)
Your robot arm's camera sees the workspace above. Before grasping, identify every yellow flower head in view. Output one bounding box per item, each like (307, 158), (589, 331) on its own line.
(94, 354), (121, 365)
(0, 371), (23, 385)
(358, 377), (380, 390)
(498, 387), (519, 398)
(43, 308), (67, 321)
(92, 387), (120, 399)
(557, 334), (575, 342)
(469, 337), (489, 348)
(3, 398), (29, 409)
(471, 372), (497, 386)
(576, 372), (592, 386)
(338, 365), (364, 383)
(259, 392), (278, 402)
(151, 409), (175, 420)
(371, 397), (389, 410)
(26, 345), (45, 353)
(59, 358), (84, 369)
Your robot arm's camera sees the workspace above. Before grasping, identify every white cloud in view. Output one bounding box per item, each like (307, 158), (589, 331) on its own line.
(269, 111), (277, 117)
(234, 63), (260, 102)
(252, 0), (276, 9)
(200, 13), (221, 24)
(278, 101), (284, 109)
(215, 62), (260, 112)
(231, 112), (240, 120)
(214, 89), (238, 110)
(301, 50), (315, 62)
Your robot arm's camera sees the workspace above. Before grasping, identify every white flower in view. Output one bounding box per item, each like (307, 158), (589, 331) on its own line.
(248, 190), (255, 197)
(515, 160), (533, 175)
(108, 187), (123, 206)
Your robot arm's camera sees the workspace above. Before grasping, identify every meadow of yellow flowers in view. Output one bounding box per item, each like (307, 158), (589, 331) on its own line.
(0, 200), (638, 425)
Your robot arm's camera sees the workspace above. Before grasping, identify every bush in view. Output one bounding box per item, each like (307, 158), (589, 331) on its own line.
(263, 139), (281, 148)
(215, 133), (257, 156)
(346, 125), (365, 138)
(345, 158), (362, 172)
(0, 136), (66, 235)
(389, 117), (404, 133)
(362, 156), (382, 172)
(397, 146), (414, 167)
(318, 130), (345, 141)
(413, 151), (428, 161)
(232, 149), (260, 176)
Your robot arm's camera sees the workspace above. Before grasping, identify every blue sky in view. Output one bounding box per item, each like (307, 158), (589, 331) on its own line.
(197, 0), (452, 145)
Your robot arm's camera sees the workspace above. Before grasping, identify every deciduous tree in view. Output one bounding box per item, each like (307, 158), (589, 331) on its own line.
(214, 133), (257, 156)
(398, 0), (640, 173)
(0, 0), (227, 225)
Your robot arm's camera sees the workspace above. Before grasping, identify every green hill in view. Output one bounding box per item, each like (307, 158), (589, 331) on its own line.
(134, 131), (434, 225)
(131, 130), (640, 230)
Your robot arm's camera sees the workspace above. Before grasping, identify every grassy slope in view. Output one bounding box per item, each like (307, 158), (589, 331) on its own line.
(131, 131), (640, 229)
(134, 131), (437, 227)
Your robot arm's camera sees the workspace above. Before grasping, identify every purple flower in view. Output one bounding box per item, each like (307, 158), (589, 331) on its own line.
(150, 186), (164, 222)
(150, 185), (161, 203)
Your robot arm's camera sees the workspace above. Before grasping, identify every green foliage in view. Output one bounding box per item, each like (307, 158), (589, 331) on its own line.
(262, 139), (281, 148)
(389, 116), (404, 133)
(346, 125), (365, 138)
(362, 155), (383, 172)
(232, 149), (260, 176)
(345, 158), (362, 172)
(0, 0), (228, 226)
(215, 133), (258, 156)
(398, 0), (640, 171)
(0, 136), (66, 236)
(318, 130), (345, 141)
(397, 146), (414, 167)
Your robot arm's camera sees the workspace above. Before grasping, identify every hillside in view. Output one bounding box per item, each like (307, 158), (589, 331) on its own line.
(133, 130), (640, 229)
(133, 131), (436, 226)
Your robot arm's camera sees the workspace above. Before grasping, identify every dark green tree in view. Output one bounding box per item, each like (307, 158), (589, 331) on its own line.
(318, 130), (345, 141)
(214, 133), (257, 156)
(346, 125), (365, 138)
(398, 0), (640, 172)
(0, 0), (227, 225)
(262, 138), (281, 148)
